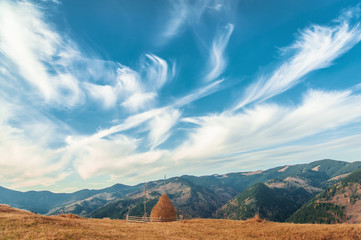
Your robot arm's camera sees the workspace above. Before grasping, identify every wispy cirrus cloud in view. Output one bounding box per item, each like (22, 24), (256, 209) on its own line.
(204, 24), (234, 82)
(0, 0), (175, 113)
(0, 0), (178, 188)
(174, 88), (361, 166)
(121, 92), (157, 112)
(162, 0), (189, 40)
(0, 0), (87, 189)
(148, 108), (181, 149)
(0, 0), (84, 107)
(171, 7), (361, 173)
(68, 76), (223, 159)
(80, 53), (174, 111)
(68, 76), (225, 178)
(116, 54), (174, 112)
(115, 65), (154, 112)
(143, 54), (170, 90)
(173, 79), (224, 107)
(160, 0), (226, 44)
(68, 133), (168, 179)
(232, 8), (361, 110)
(83, 82), (118, 109)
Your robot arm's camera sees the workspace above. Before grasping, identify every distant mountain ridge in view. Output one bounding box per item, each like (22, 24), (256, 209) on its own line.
(0, 184), (136, 214)
(1, 159), (361, 220)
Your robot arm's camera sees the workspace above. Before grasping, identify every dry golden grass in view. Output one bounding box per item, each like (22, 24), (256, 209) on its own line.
(1, 204), (361, 240)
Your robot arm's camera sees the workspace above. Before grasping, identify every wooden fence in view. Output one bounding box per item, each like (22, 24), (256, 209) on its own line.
(126, 215), (184, 223)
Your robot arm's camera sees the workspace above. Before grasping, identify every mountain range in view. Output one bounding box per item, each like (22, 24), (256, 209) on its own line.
(1, 159), (361, 222)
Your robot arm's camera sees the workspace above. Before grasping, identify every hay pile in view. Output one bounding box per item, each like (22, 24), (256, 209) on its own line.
(150, 193), (177, 222)
(58, 213), (81, 219)
(245, 214), (263, 223)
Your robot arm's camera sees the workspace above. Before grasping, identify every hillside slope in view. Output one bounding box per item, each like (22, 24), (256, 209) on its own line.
(218, 182), (313, 222)
(287, 169), (361, 223)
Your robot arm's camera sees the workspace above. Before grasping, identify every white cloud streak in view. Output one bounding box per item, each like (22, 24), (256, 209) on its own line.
(161, 0), (225, 44)
(65, 76), (224, 179)
(148, 108), (181, 149)
(233, 11), (361, 110)
(75, 78), (224, 146)
(0, 0), (84, 107)
(173, 79), (224, 107)
(175, 89), (361, 164)
(162, 0), (189, 39)
(114, 54), (173, 112)
(0, 0), (174, 113)
(68, 133), (169, 179)
(121, 92), (157, 112)
(204, 24), (234, 82)
(144, 54), (169, 90)
(83, 82), (118, 109)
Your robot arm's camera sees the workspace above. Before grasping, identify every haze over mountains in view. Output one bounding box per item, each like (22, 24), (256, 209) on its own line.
(1, 159), (361, 223)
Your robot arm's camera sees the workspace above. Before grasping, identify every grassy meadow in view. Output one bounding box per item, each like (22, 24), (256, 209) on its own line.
(1, 205), (361, 240)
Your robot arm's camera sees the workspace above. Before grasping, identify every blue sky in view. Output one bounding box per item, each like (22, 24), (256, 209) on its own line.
(1, 0), (361, 192)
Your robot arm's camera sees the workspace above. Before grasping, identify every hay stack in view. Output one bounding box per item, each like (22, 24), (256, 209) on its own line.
(245, 214), (263, 223)
(150, 193), (177, 222)
(58, 213), (81, 219)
